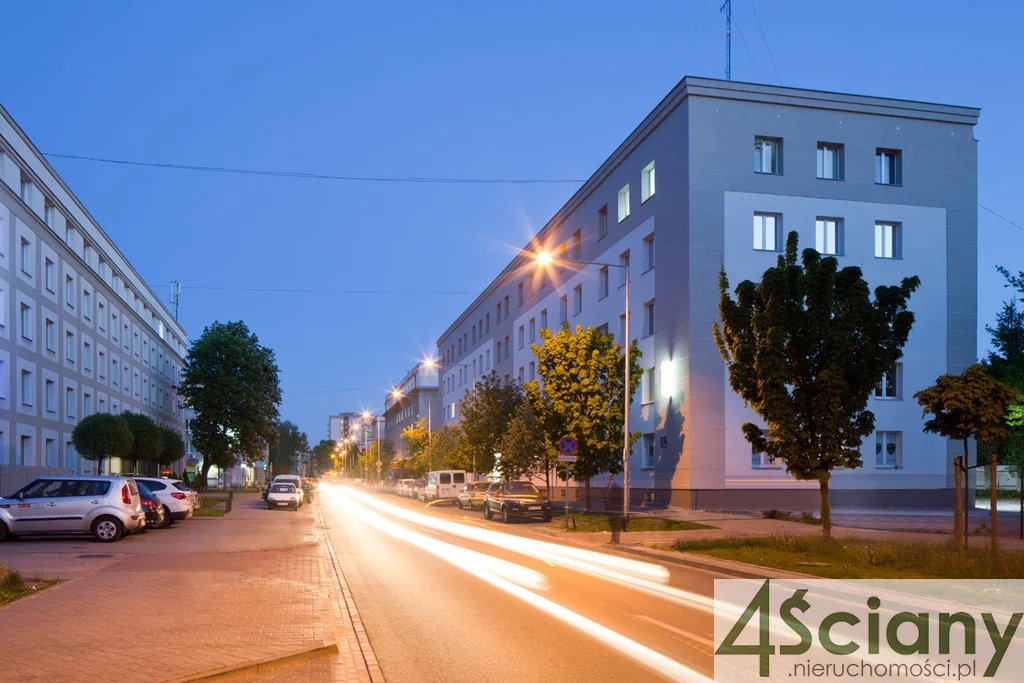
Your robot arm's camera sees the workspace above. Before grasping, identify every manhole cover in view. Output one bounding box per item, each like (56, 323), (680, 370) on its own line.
(76, 554), (115, 559)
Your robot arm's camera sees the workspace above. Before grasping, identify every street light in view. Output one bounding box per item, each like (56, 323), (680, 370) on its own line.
(534, 250), (631, 522)
(423, 356), (479, 474)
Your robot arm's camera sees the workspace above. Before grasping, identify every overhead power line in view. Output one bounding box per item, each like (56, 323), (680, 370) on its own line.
(284, 383), (386, 395)
(43, 152), (586, 185)
(732, 19), (767, 83)
(980, 202), (1024, 232)
(180, 285), (479, 296)
(747, 0), (783, 86)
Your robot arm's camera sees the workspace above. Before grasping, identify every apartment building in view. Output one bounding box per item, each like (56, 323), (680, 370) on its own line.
(436, 77), (978, 510)
(383, 362), (440, 460)
(0, 102), (187, 477)
(328, 412), (374, 451)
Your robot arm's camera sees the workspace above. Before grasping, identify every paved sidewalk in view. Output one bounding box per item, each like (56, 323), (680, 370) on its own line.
(0, 494), (372, 683)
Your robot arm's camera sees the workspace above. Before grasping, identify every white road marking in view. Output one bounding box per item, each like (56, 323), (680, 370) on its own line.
(634, 615), (714, 650)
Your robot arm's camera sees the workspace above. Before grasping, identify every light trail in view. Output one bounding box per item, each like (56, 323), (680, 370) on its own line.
(321, 485), (713, 683)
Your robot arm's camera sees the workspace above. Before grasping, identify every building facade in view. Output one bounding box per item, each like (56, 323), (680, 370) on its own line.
(328, 412), (374, 451)
(436, 77), (978, 510)
(383, 362), (440, 460)
(0, 102), (188, 481)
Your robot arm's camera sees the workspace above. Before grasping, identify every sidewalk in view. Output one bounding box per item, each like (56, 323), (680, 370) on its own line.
(0, 494), (372, 683)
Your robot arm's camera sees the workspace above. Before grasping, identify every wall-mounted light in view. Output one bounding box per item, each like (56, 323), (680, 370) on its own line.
(660, 359), (677, 399)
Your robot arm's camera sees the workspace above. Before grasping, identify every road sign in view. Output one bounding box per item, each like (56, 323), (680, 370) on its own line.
(376, 460), (383, 467)
(557, 435), (578, 456)
(376, 466), (382, 474)
(557, 455), (577, 463)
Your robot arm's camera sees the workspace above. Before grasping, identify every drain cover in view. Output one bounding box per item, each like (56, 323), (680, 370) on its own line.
(76, 554), (115, 559)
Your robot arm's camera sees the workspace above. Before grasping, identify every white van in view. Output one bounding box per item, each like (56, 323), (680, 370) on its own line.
(422, 470), (467, 502)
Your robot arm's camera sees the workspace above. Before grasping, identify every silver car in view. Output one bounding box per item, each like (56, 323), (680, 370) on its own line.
(0, 476), (145, 543)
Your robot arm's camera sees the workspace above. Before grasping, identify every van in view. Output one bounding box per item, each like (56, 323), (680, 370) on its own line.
(422, 470), (467, 502)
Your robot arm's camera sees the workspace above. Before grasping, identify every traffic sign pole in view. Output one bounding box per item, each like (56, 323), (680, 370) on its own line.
(557, 437), (578, 531)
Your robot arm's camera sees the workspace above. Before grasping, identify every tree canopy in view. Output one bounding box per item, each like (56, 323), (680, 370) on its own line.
(72, 413), (133, 469)
(713, 232), (920, 538)
(459, 373), (525, 476)
(159, 427), (186, 467)
(311, 439), (336, 476)
(982, 270), (1024, 466)
(120, 412), (163, 473)
(400, 416), (430, 474)
(269, 420), (309, 475)
(179, 321), (281, 488)
(497, 403), (546, 481)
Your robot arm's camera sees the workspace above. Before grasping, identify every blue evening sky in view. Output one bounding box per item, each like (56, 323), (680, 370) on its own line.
(4, 1), (1022, 441)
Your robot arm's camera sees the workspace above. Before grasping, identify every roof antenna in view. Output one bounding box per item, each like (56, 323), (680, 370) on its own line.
(170, 280), (181, 320)
(721, 0), (732, 80)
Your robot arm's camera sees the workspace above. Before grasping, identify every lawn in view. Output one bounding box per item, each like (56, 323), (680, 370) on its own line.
(192, 506), (229, 517)
(0, 570), (59, 607)
(670, 535), (1024, 579)
(551, 511), (714, 533)
(195, 493), (232, 517)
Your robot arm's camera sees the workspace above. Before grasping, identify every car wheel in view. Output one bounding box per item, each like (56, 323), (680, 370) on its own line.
(92, 516), (124, 543)
(457, 500), (464, 510)
(163, 506), (176, 526)
(468, 501), (474, 510)
(0, 521), (8, 542)
(153, 510), (171, 529)
(502, 506), (510, 524)
(542, 511), (552, 522)
(483, 504), (492, 520)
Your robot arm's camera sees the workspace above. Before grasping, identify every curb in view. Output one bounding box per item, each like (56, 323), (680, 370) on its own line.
(611, 544), (814, 579)
(163, 643), (339, 682)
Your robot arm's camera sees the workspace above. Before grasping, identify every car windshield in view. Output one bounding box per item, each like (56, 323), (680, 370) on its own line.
(271, 484), (295, 492)
(505, 482), (539, 494)
(172, 483), (193, 492)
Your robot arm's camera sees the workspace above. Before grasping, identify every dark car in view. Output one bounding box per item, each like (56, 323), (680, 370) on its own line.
(301, 481), (315, 502)
(136, 482), (168, 530)
(482, 481), (552, 523)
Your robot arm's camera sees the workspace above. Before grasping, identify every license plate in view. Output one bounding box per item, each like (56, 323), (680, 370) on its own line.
(276, 502), (289, 506)
(528, 506), (542, 511)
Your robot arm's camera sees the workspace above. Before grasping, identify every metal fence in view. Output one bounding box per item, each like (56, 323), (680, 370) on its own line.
(0, 465), (73, 498)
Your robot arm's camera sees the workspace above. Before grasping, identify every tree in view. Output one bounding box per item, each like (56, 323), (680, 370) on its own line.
(362, 440), (395, 480)
(525, 324), (642, 510)
(72, 413), (132, 473)
(497, 403), (546, 481)
(268, 420), (309, 475)
(400, 416), (430, 474)
(425, 425), (470, 473)
(459, 373), (525, 475)
(982, 283), (1024, 467)
(311, 439), (336, 476)
(713, 232), (920, 539)
(120, 412), (163, 474)
(179, 321), (281, 489)
(158, 427), (186, 469)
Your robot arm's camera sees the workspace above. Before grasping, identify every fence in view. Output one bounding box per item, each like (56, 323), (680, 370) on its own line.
(0, 465), (73, 498)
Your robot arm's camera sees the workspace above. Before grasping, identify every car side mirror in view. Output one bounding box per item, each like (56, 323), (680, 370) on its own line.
(17, 492), (24, 500)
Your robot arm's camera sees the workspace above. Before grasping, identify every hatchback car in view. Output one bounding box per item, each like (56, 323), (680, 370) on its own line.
(137, 482), (168, 529)
(0, 476), (145, 542)
(132, 478), (194, 524)
(272, 475), (305, 506)
(457, 481), (491, 510)
(482, 481), (552, 523)
(266, 483), (301, 511)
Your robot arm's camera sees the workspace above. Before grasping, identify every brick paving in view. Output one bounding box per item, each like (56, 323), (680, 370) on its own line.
(0, 494), (374, 683)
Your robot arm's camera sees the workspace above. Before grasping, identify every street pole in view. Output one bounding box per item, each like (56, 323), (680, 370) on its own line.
(623, 263), (630, 523)
(565, 460), (570, 531)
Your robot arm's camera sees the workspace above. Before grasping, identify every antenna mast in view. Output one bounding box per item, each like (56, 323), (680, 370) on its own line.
(721, 0), (732, 81)
(170, 280), (181, 320)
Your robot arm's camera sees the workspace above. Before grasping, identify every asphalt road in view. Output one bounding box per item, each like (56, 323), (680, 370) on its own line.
(317, 483), (722, 683)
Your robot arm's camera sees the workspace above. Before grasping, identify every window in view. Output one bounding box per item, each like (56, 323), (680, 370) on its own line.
(753, 213), (782, 251)
(517, 282), (524, 307)
(65, 275), (75, 307)
(111, 312), (119, 343)
(527, 273), (535, 297)
(503, 295), (510, 318)
(66, 387), (75, 418)
(83, 342), (92, 372)
(618, 313), (626, 342)
(619, 251), (630, 286)
(497, 302), (502, 322)
(642, 367), (655, 404)
(752, 441), (779, 469)
(471, 326), (476, 345)
(45, 379), (56, 413)
(98, 350), (106, 379)
(569, 230), (581, 260)
(111, 359), (119, 387)
(20, 369), (32, 406)
(599, 267), (609, 299)
(83, 289), (92, 320)
(573, 285), (582, 316)
(643, 233), (655, 271)
(754, 137), (781, 174)
(44, 258), (55, 292)
(45, 439), (56, 467)
(44, 203), (57, 227)
(19, 303), (31, 340)
(45, 319), (56, 352)
(815, 218), (843, 256)
(66, 331), (75, 363)
(518, 367), (524, 383)
(559, 295), (568, 324)
(485, 313), (490, 333)
(875, 222), (902, 259)
(875, 363), (902, 399)
(642, 300), (655, 337)
(504, 336), (510, 359)
(529, 318), (536, 343)
(19, 436), (31, 465)
(528, 361), (535, 381)
(876, 148), (901, 185)
(639, 160), (656, 202)
(817, 143), (844, 180)
(19, 238), (31, 275)
(540, 309), (548, 330)
(19, 176), (32, 203)
(518, 325), (525, 349)
(641, 434), (655, 469)
(875, 431), (901, 468)
(598, 205), (608, 239)
(617, 184), (630, 222)
(485, 349), (491, 370)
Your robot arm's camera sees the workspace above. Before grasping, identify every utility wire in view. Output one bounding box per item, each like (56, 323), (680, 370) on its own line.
(683, 0), (712, 67)
(747, 0), (783, 86)
(695, 13), (725, 66)
(43, 152), (586, 185)
(284, 383), (387, 395)
(980, 202), (1024, 232)
(732, 19), (767, 83)
(180, 285), (479, 296)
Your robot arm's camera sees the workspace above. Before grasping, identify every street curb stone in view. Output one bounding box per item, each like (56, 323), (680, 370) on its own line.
(163, 643), (340, 682)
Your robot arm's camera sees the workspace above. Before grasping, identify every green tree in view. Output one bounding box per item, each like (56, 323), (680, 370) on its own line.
(158, 427), (186, 470)
(400, 416), (430, 473)
(362, 440), (395, 480)
(120, 412), (163, 474)
(982, 284), (1024, 466)
(459, 373), (525, 475)
(268, 420), (309, 475)
(713, 232), (920, 539)
(915, 364), (1017, 467)
(311, 439), (336, 476)
(71, 413), (133, 474)
(497, 403), (546, 481)
(525, 324), (642, 510)
(179, 321), (281, 489)
(344, 443), (362, 478)
(426, 425), (470, 473)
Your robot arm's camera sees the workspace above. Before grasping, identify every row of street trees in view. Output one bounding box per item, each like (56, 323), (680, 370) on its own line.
(71, 411), (185, 474)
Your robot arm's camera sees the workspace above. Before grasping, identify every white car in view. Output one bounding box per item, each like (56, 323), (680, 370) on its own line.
(272, 475), (305, 506)
(132, 477), (194, 527)
(266, 483), (301, 511)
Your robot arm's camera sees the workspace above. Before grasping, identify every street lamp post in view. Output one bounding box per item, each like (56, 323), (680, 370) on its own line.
(534, 251), (631, 522)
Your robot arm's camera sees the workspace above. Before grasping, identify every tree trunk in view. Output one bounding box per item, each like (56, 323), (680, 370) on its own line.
(585, 478), (591, 512)
(199, 459), (213, 492)
(819, 475), (832, 541)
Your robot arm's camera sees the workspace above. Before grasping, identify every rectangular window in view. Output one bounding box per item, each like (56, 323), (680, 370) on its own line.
(497, 302), (502, 322)
(98, 351), (106, 379)
(569, 229), (581, 260)
(45, 379), (56, 413)
(559, 295), (568, 324)
(617, 184), (630, 222)
(19, 238), (31, 275)
(876, 148), (902, 185)
(619, 251), (630, 286)
(875, 363), (902, 399)
(485, 313), (490, 333)
(66, 332), (75, 363)
(44, 203), (57, 227)
(66, 387), (75, 418)
(503, 295), (509, 318)
(83, 290), (92, 320)
(518, 367), (524, 383)
(754, 137), (782, 174)
(83, 392), (93, 416)
(641, 161), (656, 202)
(753, 213), (782, 251)
(817, 143), (844, 180)
(111, 313), (119, 343)
(643, 233), (655, 271)
(527, 273), (535, 297)
(111, 359), (119, 387)
(540, 309), (548, 330)
(598, 267), (609, 299)
(752, 443), (779, 468)
(529, 318), (536, 343)
(518, 325), (525, 350)
(83, 342), (92, 372)
(20, 304), (31, 340)
(618, 314), (626, 342)
(45, 319), (56, 352)
(643, 300), (655, 337)
(573, 285), (582, 316)
(641, 433), (655, 470)
(19, 176), (31, 203)
(65, 275), (74, 307)
(815, 218), (843, 256)
(19, 435), (31, 465)
(876, 431), (902, 468)
(20, 369), (32, 406)
(643, 367), (655, 404)
(504, 336), (510, 359)
(528, 361), (535, 381)
(598, 205), (608, 239)
(874, 222), (902, 259)
(517, 282), (524, 307)
(44, 258), (55, 292)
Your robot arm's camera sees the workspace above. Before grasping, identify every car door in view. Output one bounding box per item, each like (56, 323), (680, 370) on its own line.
(8, 480), (64, 533)
(450, 472), (465, 498)
(58, 480), (103, 531)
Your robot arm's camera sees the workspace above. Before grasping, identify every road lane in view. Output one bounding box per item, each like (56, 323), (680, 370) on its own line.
(319, 484), (719, 682)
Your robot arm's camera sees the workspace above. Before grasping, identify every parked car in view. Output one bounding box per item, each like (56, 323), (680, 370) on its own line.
(171, 481), (200, 509)
(132, 478), (194, 524)
(421, 470), (467, 502)
(0, 476), (145, 542)
(137, 482), (169, 529)
(266, 483), (301, 511)
(482, 481), (553, 523)
(272, 475), (305, 506)
(457, 481), (491, 510)
(395, 479), (415, 497)
(408, 479), (427, 501)
(301, 481), (316, 502)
